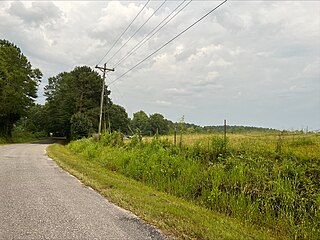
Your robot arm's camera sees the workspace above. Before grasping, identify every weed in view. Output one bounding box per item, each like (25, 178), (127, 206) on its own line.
(67, 132), (320, 239)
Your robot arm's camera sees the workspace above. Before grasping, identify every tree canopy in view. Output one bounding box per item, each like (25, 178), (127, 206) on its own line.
(149, 113), (169, 135)
(0, 39), (42, 137)
(106, 104), (130, 134)
(44, 66), (111, 138)
(132, 110), (151, 135)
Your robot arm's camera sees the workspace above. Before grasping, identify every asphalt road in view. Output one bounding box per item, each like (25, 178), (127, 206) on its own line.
(0, 142), (166, 240)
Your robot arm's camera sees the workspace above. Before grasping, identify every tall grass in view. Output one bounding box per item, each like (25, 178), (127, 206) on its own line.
(68, 132), (320, 239)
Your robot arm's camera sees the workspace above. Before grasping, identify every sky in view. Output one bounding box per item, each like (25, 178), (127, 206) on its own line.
(0, 1), (319, 131)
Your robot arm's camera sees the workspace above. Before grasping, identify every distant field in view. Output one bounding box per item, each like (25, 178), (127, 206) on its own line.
(57, 131), (319, 239)
(145, 131), (320, 159)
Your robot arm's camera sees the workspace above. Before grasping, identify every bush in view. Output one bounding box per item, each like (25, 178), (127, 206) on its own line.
(70, 112), (93, 140)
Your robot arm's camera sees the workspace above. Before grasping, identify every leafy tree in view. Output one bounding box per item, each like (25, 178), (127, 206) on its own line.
(0, 39), (42, 137)
(149, 113), (169, 135)
(131, 110), (150, 135)
(25, 104), (48, 134)
(44, 66), (111, 138)
(106, 104), (130, 134)
(70, 112), (93, 140)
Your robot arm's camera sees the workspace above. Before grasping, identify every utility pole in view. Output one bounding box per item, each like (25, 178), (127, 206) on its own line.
(95, 64), (114, 136)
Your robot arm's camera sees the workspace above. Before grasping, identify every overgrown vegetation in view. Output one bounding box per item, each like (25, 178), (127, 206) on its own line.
(67, 131), (320, 239)
(0, 123), (47, 144)
(0, 39), (42, 137)
(48, 143), (278, 240)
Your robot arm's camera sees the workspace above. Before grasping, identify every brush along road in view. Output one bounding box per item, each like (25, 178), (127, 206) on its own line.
(0, 141), (166, 240)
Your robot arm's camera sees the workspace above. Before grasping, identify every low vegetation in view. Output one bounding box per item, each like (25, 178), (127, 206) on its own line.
(0, 125), (47, 144)
(52, 131), (319, 239)
(48, 143), (277, 240)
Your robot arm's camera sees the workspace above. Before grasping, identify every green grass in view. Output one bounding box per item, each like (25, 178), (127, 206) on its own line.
(0, 129), (48, 145)
(47, 143), (280, 240)
(0, 136), (40, 145)
(63, 132), (319, 239)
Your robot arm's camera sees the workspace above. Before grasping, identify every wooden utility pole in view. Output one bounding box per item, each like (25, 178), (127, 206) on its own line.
(95, 64), (114, 136)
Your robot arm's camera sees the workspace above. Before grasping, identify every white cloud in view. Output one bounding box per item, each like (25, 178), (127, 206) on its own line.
(303, 58), (320, 75)
(8, 1), (62, 27)
(208, 58), (232, 68)
(165, 88), (191, 95)
(155, 100), (172, 107)
(0, 1), (319, 130)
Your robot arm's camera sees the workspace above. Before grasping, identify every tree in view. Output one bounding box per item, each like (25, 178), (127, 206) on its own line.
(131, 110), (150, 135)
(70, 112), (93, 140)
(0, 39), (42, 137)
(149, 113), (169, 135)
(25, 104), (48, 134)
(44, 66), (111, 138)
(106, 104), (130, 134)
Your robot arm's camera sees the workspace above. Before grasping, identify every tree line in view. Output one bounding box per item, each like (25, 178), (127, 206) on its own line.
(0, 39), (277, 140)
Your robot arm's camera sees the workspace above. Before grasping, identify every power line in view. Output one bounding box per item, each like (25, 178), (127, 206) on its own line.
(113, 0), (190, 68)
(105, 0), (168, 66)
(113, 0), (192, 69)
(106, 74), (134, 114)
(96, 0), (150, 66)
(109, 0), (228, 86)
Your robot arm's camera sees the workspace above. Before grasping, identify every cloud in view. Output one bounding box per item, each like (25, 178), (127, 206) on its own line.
(208, 58), (232, 68)
(89, 1), (162, 45)
(303, 58), (320, 75)
(165, 87), (189, 94)
(0, 1), (319, 130)
(155, 100), (172, 107)
(8, 1), (62, 27)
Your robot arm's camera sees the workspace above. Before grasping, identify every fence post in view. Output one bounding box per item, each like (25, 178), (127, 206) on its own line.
(224, 119), (227, 154)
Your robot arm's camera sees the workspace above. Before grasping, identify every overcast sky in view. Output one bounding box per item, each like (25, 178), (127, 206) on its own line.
(0, 1), (319, 130)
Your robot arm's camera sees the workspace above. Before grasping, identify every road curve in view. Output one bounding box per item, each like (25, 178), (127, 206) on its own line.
(0, 142), (166, 240)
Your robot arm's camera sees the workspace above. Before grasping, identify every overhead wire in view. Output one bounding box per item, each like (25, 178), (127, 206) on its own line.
(96, 0), (150, 66)
(104, 0), (168, 66)
(106, 74), (134, 114)
(113, 0), (192, 69)
(108, 0), (228, 86)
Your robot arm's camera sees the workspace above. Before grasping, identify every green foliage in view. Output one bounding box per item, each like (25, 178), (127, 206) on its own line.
(49, 143), (276, 240)
(22, 104), (48, 134)
(0, 39), (42, 137)
(100, 131), (124, 147)
(68, 132), (320, 239)
(131, 110), (151, 135)
(106, 104), (130, 134)
(149, 113), (169, 135)
(130, 110), (278, 137)
(70, 112), (93, 140)
(0, 123), (47, 144)
(131, 111), (173, 136)
(44, 66), (111, 137)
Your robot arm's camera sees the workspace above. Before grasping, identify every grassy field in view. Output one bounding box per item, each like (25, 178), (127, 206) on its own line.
(49, 131), (319, 239)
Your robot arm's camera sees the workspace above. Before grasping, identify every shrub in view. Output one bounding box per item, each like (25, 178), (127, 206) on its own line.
(70, 112), (93, 140)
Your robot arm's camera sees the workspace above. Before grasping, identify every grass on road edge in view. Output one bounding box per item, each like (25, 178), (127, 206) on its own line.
(0, 136), (49, 145)
(47, 144), (282, 240)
